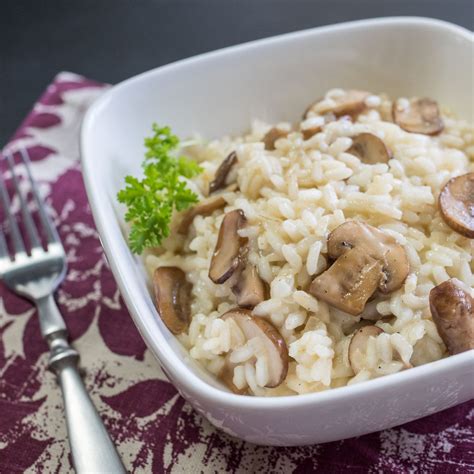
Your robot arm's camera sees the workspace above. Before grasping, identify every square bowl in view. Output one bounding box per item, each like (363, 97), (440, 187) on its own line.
(81, 17), (474, 446)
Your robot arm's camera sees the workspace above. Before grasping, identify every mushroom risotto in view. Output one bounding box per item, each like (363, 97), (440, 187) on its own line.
(125, 89), (474, 396)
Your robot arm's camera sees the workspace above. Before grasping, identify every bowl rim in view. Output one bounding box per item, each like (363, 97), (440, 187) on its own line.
(81, 16), (474, 410)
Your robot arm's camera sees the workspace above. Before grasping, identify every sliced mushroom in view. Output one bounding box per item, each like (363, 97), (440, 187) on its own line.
(301, 123), (322, 141)
(222, 308), (289, 388)
(177, 195), (226, 234)
(429, 278), (474, 355)
(349, 325), (383, 374)
(347, 133), (392, 164)
(305, 90), (369, 119)
(209, 209), (247, 284)
(349, 325), (413, 373)
(209, 151), (238, 194)
(359, 299), (384, 321)
(232, 265), (267, 308)
(309, 247), (383, 316)
(393, 97), (444, 135)
(300, 113), (337, 140)
(153, 267), (191, 334)
(439, 173), (474, 238)
(263, 128), (289, 151)
(219, 361), (249, 395)
(310, 221), (409, 315)
(378, 244), (411, 294)
(327, 221), (409, 294)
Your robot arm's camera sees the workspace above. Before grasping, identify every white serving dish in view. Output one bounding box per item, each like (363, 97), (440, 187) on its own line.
(81, 17), (474, 446)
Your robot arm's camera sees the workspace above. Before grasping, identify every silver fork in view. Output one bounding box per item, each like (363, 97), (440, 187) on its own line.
(0, 148), (125, 473)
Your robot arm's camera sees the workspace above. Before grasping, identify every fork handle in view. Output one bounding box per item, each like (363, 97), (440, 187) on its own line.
(49, 338), (126, 473)
(37, 295), (67, 337)
(51, 349), (125, 474)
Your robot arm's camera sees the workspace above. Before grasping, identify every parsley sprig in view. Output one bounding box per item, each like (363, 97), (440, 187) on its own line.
(117, 124), (202, 254)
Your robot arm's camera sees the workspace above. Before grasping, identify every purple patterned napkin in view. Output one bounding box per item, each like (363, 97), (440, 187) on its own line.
(0, 72), (472, 473)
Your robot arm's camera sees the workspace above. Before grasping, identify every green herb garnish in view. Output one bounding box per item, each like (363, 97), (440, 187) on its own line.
(117, 124), (202, 254)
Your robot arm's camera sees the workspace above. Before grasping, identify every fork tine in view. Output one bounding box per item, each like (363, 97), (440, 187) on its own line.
(19, 147), (59, 245)
(5, 151), (42, 250)
(0, 160), (26, 255)
(0, 227), (9, 260)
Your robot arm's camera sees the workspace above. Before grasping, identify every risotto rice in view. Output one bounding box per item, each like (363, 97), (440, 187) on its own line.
(144, 89), (474, 396)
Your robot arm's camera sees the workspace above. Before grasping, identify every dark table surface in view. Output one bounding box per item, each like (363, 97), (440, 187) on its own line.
(1, 0), (473, 144)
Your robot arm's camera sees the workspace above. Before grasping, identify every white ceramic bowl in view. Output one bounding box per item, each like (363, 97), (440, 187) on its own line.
(81, 17), (474, 446)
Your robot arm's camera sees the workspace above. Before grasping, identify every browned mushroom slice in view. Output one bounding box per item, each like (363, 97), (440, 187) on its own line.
(328, 221), (396, 259)
(349, 325), (383, 374)
(232, 265), (267, 308)
(378, 244), (410, 294)
(177, 195), (226, 234)
(263, 128), (289, 151)
(358, 299), (384, 321)
(429, 278), (474, 355)
(309, 247), (383, 316)
(209, 151), (238, 194)
(392, 97), (444, 135)
(439, 173), (474, 238)
(306, 90), (370, 119)
(222, 308), (289, 387)
(153, 266), (191, 335)
(347, 133), (392, 164)
(219, 359), (249, 395)
(209, 209), (247, 284)
(327, 221), (409, 294)
(301, 124), (322, 141)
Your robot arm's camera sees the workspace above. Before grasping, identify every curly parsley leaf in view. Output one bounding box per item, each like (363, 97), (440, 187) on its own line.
(117, 124), (202, 254)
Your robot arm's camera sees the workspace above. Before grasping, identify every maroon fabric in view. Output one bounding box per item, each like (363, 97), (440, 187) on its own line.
(0, 72), (472, 473)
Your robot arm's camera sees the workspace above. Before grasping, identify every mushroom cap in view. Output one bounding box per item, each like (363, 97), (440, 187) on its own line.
(219, 360), (249, 395)
(349, 325), (383, 374)
(347, 133), (392, 164)
(378, 244), (410, 294)
(153, 266), (191, 334)
(328, 221), (389, 259)
(177, 195), (226, 234)
(306, 90), (369, 118)
(263, 128), (289, 151)
(392, 97), (444, 135)
(232, 264), (268, 309)
(222, 308), (289, 388)
(429, 278), (474, 355)
(209, 209), (248, 284)
(301, 123), (324, 141)
(209, 151), (238, 194)
(439, 173), (474, 239)
(309, 246), (383, 316)
(327, 221), (409, 293)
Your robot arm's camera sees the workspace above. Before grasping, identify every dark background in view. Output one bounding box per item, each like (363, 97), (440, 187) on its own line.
(1, 0), (473, 144)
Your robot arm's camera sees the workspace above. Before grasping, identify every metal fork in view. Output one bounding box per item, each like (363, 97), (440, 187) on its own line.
(0, 148), (125, 473)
